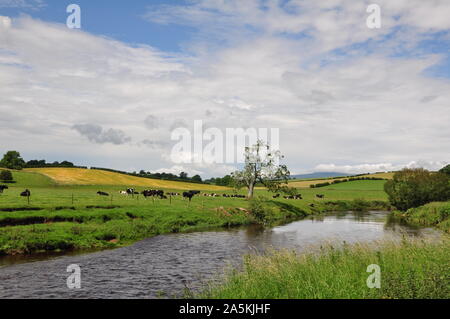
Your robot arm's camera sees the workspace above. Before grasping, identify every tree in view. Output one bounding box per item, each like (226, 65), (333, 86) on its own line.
(191, 174), (202, 182)
(384, 168), (450, 211)
(0, 170), (13, 182)
(179, 172), (188, 180)
(439, 164), (450, 176)
(231, 140), (290, 199)
(0, 151), (25, 170)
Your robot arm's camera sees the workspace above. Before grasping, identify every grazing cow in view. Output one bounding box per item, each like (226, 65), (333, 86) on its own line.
(0, 185), (8, 193)
(97, 191), (109, 196)
(273, 194), (280, 199)
(182, 191), (196, 202)
(167, 192), (179, 196)
(20, 189), (31, 197)
(126, 188), (136, 195)
(316, 194), (325, 199)
(283, 194), (302, 200)
(119, 191), (127, 195)
(142, 189), (165, 199)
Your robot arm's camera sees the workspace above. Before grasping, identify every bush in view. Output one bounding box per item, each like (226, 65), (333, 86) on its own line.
(439, 164), (450, 176)
(248, 197), (276, 223)
(0, 170), (13, 182)
(384, 168), (450, 211)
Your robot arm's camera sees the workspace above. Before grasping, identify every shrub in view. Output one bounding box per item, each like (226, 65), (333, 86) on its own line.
(248, 197), (276, 223)
(384, 168), (450, 211)
(0, 170), (13, 182)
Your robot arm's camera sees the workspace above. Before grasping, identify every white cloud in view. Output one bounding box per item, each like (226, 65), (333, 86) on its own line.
(314, 161), (449, 174)
(0, 1), (449, 177)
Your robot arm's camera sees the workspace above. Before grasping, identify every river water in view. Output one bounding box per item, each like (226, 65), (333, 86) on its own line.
(0, 211), (442, 299)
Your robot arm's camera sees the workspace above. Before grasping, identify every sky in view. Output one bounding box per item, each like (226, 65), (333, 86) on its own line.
(0, 0), (449, 177)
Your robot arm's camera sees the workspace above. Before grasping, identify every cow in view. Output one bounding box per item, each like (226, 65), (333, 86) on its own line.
(316, 194), (325, 199)
(182, 191), (196, 202)
(167, 192), (180, 196)
(20, 189), (31, 197)
(0, 185), (8, 193)
(97, 191), (109, 196)
(119, 191), (127, 195)
(273, 194), (280, 199)
(142, 189), (165, 199)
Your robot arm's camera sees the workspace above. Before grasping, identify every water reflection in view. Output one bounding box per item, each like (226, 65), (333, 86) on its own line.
(0, 211), (442, 299)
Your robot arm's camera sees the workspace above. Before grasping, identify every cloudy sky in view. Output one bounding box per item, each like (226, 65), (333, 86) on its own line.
(0, 0), (449, 177)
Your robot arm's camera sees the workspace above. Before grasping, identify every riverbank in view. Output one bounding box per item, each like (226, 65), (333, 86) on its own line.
(392, 201), (450, 233)
(0, 199), (389, 256)
(197, 240), (450, 299)
(195, 201), (450, 299)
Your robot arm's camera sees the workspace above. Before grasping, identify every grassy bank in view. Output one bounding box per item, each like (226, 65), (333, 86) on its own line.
(0, 169), (391, 256)
(393, 201), (450, 233)
(198, 240), (450, 299)
(0, 198), (389, 256)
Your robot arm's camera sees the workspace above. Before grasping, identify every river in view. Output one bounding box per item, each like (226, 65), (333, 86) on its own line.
(0, 211), (442, 299)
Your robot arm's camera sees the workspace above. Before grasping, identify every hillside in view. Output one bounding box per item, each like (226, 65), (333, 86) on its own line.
(24, 167), (227, 190)
(288, 172), (394, 188)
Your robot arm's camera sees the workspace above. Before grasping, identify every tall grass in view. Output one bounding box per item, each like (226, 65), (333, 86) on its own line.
(393, 201), (450, 233)
(198, 240), (450, 299)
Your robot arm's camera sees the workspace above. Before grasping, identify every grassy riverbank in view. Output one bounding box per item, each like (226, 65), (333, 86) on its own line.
(0, 197), (389, 256)
(393, 201), (450, 233)
(0, 168), (392, 256)
(198, 240), (450, 299)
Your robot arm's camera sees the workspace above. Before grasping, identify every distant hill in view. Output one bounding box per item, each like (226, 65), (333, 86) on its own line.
(290, 172), (352, 179)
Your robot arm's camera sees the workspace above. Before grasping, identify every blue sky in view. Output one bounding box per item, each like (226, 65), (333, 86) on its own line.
(0, 0), (196, 52)
(0, 0), (449, 176)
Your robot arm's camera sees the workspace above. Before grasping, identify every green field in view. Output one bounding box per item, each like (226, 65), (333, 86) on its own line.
(198, 240), (450, 299)
(0, 169), (390, 255)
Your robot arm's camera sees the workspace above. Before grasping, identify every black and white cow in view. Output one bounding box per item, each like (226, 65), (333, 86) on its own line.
(142, 189), (165, 199)
(97, 191), (109, 196)
(0, 185), (8, 193)
(316, 194), (325, 199)
(20, 189), (31, 197)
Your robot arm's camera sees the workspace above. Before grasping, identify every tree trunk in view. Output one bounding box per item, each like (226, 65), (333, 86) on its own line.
(247, 182), (255, 199)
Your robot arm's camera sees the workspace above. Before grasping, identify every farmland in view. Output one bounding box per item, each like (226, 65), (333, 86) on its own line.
(0, 168), (390, 256)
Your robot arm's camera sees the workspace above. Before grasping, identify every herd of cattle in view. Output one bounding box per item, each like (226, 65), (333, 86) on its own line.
(0, 184), (326, 201)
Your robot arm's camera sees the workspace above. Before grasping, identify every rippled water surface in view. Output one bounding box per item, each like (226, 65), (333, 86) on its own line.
(0, 211), (441, 298)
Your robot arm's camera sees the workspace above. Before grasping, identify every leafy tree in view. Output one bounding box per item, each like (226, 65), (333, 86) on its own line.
(232, 140), (290, 199)
(0, 151), (25, 170)
(384, 168), (450, 211)
(439, 164), (450, 176)
(191, 174), (202, 182)
(0, 170), (13, 182)
(179, 172), (188, 179)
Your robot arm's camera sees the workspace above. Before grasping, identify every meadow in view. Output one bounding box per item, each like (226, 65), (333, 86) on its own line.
(0, 168), (390, 255)
(198, 240), (450, 299)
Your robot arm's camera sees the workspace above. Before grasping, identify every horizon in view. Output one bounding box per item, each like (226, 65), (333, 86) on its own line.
(1, 0), (449, 178)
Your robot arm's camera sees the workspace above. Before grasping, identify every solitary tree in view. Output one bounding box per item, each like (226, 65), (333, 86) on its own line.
(231, 140), (290, 199)
(0, 151), (25, 170)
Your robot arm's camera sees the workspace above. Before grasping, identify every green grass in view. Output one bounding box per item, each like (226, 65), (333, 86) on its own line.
(0, 170), (392, 255)
(393, 201), (450, 233)
(197, 240), (450, 299)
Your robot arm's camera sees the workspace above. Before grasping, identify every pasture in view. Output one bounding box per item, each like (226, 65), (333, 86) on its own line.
(0, 168), (390, 256)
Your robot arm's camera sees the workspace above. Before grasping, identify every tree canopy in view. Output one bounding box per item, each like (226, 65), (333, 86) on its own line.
(232, 140), (290, 198)
(384, 168), (450, 211)
(0, 151), (25, 170)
